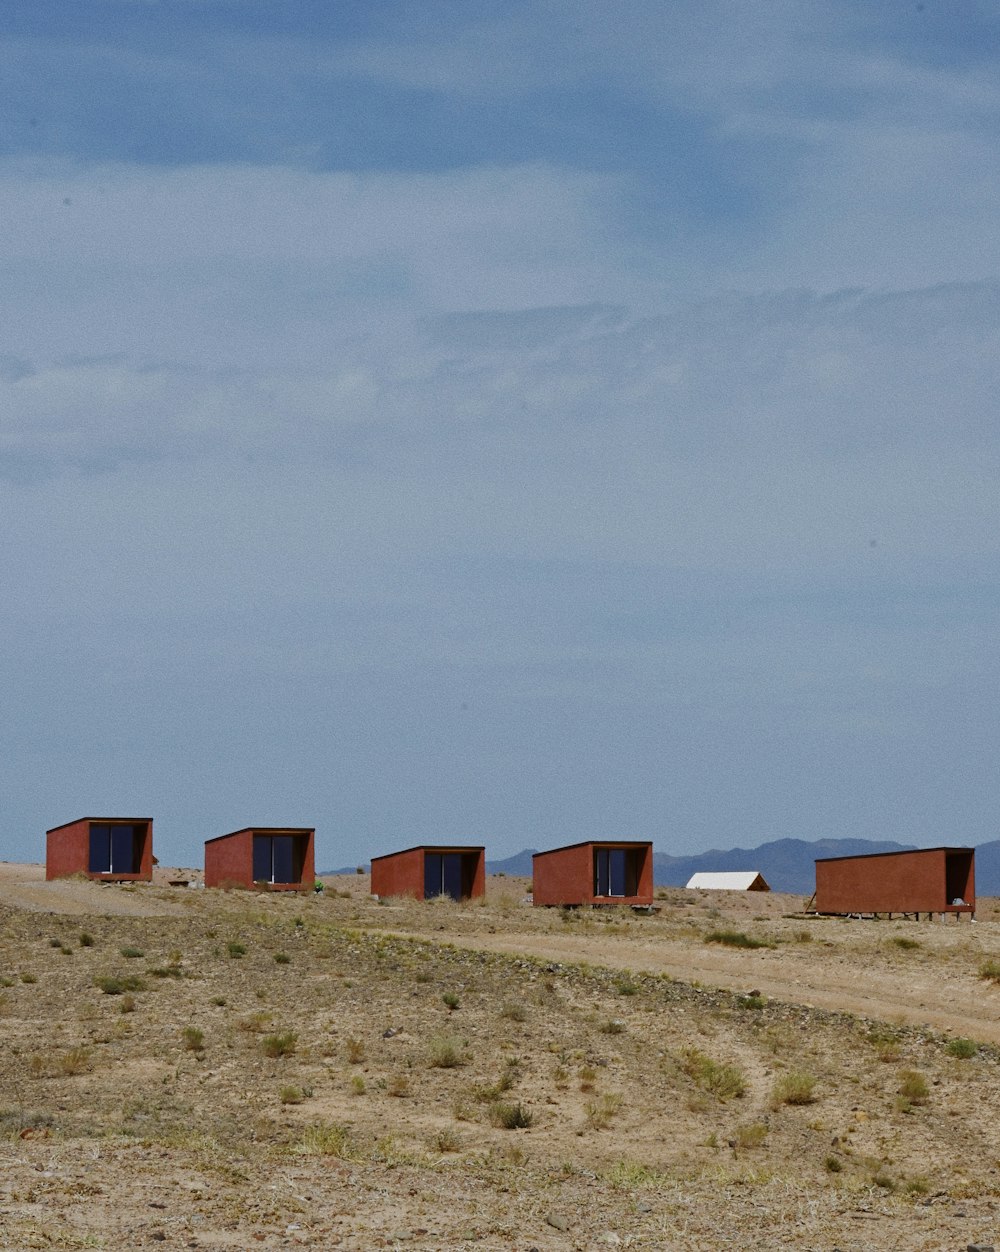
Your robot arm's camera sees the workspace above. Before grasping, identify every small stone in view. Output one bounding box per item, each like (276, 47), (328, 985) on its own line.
(150, 1235), (167, 1244)
(392, 1232), (412, 1242)
(968, 1245), (995, 1251)
(636, 1202), (652, 1214)
(545, 1214), (570, 1232)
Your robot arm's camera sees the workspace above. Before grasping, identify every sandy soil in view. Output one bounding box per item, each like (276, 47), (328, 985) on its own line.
(2, 867), (1000, 1250)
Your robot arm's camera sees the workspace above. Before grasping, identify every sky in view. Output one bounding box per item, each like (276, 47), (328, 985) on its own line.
(2, 0), (999, 869)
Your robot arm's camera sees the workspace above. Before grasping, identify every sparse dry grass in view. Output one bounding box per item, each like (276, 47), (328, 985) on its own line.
(1, 870), (1000, 1249)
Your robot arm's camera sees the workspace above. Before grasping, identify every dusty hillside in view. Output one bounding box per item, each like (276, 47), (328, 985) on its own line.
(2, 868), (1000, 1249)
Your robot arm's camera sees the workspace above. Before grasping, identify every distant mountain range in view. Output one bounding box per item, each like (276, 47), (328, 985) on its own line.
(325, 837), (1000, 895)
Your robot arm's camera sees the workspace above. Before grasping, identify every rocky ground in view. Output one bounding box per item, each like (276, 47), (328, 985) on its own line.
(2, 864), (1000, 1249)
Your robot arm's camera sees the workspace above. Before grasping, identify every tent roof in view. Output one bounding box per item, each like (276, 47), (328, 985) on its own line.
(685, 871), (770, 891)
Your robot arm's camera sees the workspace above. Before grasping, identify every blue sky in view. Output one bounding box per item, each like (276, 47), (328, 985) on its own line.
(2, 1), (999, 868)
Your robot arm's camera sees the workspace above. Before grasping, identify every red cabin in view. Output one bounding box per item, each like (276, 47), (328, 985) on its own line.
(370, 845), (485, 902)
(815, 846), (975, 918)
(532, 840), (654, 907)
(204, 827), (315, 891)
(46, 817), (153, 882)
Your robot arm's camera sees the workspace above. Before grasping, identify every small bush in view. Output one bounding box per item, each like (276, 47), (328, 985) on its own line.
(298, 1122), (358, 1158)
(579, 1065), (597, 1093)
(898, 1070), (929, 1104)
(601, 1019), (626, 1035)
(94, 975), (144, 995)
(616, 980), (639, 997)
(584, 1093), (622, 1129)
(442, 992), (460, 1011)
(890, 936), (920, 951)
(733, 1122), (768, 1149)
(20, 973), (37, 984)
(979, 959), (1000, 983)
(147, 965), (183, 979)
(945, 1037), (978, 1059)
(181, 1026), (204, 1052)
(705, 930), (772, 950)
(120, 994), (136, 1014)
(349, 1075), (365, 1096)
(273, 952), (291, 965)
(681, 1049), (747, 1101)
(499, 1001), (528, 1022)
(280, 1085), (306, 1105)
(226, 942), (247, 959)
(489, 1101), (533, 1129)
(59, 1047), (92, 1076)
(210, 996), (226, 1007)
(433, 1128), (461, 1153)
(824, 1154), (843, 1173)
(79, 933), (95, 948)
(48, 938), (62, 948)
(239, 1011), (273, 1033)
(345, 1037), (366, 1064)
(388, 1074), (411, 1098)
(262, 1032), (298, 1058)
(736, 994), (766, 1010)
(428, 1035), (466, 1069)
(120, 947), (144, 959)
(771, 1072), (817, 1107)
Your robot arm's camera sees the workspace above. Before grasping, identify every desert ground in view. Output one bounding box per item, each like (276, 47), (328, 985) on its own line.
(2, 865), (1000, 1250)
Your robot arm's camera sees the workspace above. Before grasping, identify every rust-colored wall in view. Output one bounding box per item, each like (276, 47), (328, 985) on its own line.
(815, 847), (975, 914)
(204, 829), (253, 888)
(45, 817), (153, 882)
(532, 841), (654, 907)
(370, 846), (486, 901)
(204, 828), (315, 891)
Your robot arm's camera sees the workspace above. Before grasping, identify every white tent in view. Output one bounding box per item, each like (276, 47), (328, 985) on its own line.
(685, 871), (771, 892)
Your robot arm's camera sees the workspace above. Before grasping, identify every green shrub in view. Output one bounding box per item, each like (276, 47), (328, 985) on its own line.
(705, 930), (772, 950)
(262, 1032), (298, 1058)
(681, 1049), (747, 1101)
(824, 1154), (843, 1173)
(226, 942), (247, 959)
(489, 1101), (533, 1129)
(584, 1093), (622, 1129)
(120, 946), (144, 959)
(94, 975), (144, 995)
(945, 1037), (978, 1059)
(898, 1070), (929, 1104)
(500, 1001), (528, 1022)
(428, 1035), (466, 1069)
(733, 1122), (768, 1148)
(280, 1085), (306, 1105)
(181, 1026), (204, 1051)
(771, 1072), (817, 1107)
(890, 936), (920, 951)
(345, 1037), (366, 1063)
(78, 933), (95, 948)
(273, 952), (291, 965)
(442, 991), (460, 1011)
(297, 1122), (358, 1158)
(979, 959), (1000, 983)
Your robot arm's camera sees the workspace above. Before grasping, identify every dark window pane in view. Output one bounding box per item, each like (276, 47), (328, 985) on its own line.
(271, 836), (295, 884)
(253, 835), (272, 883)
(89, 825), (111, 873)
(595, 848), (610, 896)
(442, 854), (462, 901)
(110, 825), (137, 874)
(609, 849), (626, 896)
(424, 853), (442, 898)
